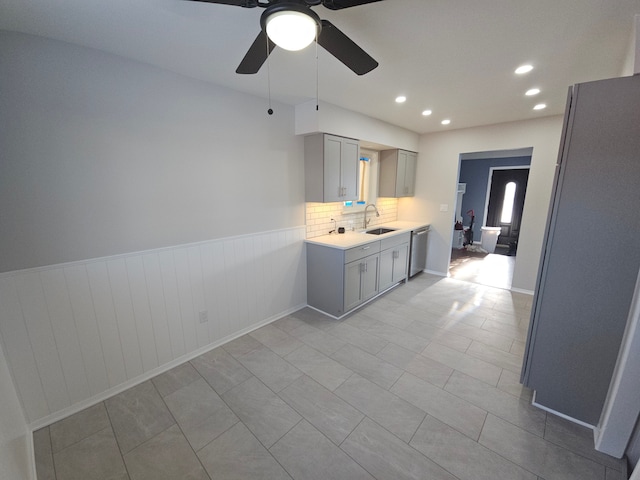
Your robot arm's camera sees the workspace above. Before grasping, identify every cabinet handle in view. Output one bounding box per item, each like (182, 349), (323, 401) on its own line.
(360, 263), (365, 273)
(364, 262), (368, 273)
(393, 250), (399, 259)
(362, 246), (370, 250)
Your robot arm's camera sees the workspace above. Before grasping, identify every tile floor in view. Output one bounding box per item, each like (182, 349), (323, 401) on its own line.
(33, 274), (627, 480)
(449, 248), (516, 290)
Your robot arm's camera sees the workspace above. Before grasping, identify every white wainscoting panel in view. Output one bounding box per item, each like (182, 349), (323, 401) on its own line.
(0, 226), (307, 426)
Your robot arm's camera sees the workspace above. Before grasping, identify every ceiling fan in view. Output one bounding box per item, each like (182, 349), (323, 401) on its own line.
(187, 0), (383, 75)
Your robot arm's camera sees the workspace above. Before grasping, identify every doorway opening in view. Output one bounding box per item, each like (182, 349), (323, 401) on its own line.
(449, 148), (532, 289)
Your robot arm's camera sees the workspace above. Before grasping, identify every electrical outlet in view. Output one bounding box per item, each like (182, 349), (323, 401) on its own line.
(439, 204), (449, 212)
(198, 310), (208, 324)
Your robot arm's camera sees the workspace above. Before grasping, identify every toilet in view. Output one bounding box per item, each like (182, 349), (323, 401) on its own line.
(480, 226), (502, 253)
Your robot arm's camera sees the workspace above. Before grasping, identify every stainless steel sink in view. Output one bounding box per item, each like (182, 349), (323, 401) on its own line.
(365, 228), (397, 235)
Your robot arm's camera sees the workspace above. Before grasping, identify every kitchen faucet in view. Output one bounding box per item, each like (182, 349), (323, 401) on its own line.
(363, 204), (380, 229)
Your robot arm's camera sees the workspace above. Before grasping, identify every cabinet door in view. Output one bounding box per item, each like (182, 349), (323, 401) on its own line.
(344, 261), (363, 312)
(395, 150), (408, 196)
(378, 248), (395, 292)
(323, 134), (344, 202)
(361, 255), (379, 302)
(341, 137), (360, 201)
(404, 152), (417, 196)
(392, 243), (409, 282)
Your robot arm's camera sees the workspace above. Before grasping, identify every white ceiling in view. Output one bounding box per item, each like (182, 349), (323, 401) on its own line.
(1, 0), (639, 134)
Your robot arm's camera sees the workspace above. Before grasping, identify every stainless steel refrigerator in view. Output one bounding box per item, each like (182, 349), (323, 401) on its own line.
(520, 74), (640, 426)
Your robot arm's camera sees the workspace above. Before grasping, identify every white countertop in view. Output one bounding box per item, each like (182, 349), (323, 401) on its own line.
(305, 220), (430, 250)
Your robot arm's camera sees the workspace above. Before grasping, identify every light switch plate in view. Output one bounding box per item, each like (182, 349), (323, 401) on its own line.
(440, 204), (449, 212)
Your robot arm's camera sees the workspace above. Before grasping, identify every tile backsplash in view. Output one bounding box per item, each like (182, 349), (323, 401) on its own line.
(306, 198), (398, 238)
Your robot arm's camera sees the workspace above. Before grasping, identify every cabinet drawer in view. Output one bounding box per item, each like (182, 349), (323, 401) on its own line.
(344, 241), (380, 264)
(381, 232), (411, 251)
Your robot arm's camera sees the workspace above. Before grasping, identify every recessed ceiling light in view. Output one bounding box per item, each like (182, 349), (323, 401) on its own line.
(441, 119), (451, 125)
(515, 64), (534, 75)
(395, 96), (407, 103)
(526, 88), (541, 96)
(422, 110), (432, 116)
(533, 103), (547, 110)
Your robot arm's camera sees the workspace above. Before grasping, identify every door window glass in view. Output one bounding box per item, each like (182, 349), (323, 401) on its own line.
(501, 182), (517, 223)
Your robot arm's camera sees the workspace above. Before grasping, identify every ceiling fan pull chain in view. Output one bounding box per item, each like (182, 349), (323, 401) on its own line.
(267, 34), (273, 115)
(315, 25), (319, 111)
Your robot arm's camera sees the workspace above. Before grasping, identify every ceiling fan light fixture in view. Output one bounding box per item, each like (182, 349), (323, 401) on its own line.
(265, 9), (319, 51)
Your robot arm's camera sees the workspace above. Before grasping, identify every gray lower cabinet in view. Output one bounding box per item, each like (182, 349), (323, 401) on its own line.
(379, 240), (409, 292)
(307, 232), (410, 318)
(344, 253), (379, 312)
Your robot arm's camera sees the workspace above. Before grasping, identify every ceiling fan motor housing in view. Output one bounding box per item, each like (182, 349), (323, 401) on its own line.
(260, 1), (322, 35)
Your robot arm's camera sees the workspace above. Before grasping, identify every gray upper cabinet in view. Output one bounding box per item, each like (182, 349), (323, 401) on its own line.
(379, 149), (417, 197)
(305, 133), (360, 203)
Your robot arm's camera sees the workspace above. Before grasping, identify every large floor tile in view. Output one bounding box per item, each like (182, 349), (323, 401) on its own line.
(151, 362), (201, 397)
(284, 345), (353, 391)
(270, 420), (374, 480)
(197, 422), (291, 480)
(271, 314), (308, 333)
(479, 414), (606, 480)
(331, 344), (403, 389)
(334, 374), (425, 442)
(124, 424), (209, 480)
(53, 427), (128, 480)
(466, 340), (524, 373)
(222, 377), (301, 448)
(497, 369), (534, 401)
(105, 381), (175, 454)
(482, 319), (528, 341)
(543, 414), (625, 471)
(290, 307), (340, 331)
(289, 324), (347, 356)
(222, 334), (263, 358)
(164, 378), (239, 451)
(390, 372), (486, 441)
(438, 322), (514, 351)
(362, 319), (431, 353)
(278, 375), (363, 445)
(327, 322), (388, 354)
(410, 415), (536, 480)
(50, 402), (111, 453)
(190, 347), (253, 395)
(377, 343), (453, 388)
(422, 342), (502, 386)
(341, 417), (458, 480)
(236, 346), (302, 392)
(249, 324), (303, 357)
(444, 370), (546, 436)
(356, 307), (416, 330)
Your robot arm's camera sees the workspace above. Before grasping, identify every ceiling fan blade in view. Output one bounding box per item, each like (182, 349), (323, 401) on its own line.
(185, 0), (259, 7)
(321, 0), (383, 11)
(317, 19), (378, 75)
(236, 30), (276, 74)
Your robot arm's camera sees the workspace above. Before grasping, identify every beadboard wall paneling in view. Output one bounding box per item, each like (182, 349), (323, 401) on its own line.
(0, 227), (307, 426)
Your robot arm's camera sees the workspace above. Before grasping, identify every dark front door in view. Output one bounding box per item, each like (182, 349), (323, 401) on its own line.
(485, 168), (529, 245)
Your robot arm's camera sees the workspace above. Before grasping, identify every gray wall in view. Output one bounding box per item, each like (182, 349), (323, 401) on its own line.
(0, 32), (305, 273)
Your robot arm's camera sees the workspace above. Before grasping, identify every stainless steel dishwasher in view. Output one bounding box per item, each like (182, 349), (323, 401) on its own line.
(409, 226), (429, 277)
